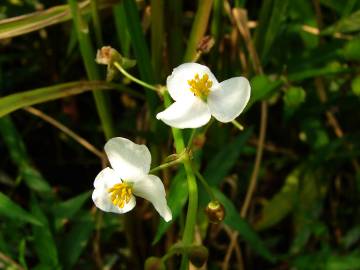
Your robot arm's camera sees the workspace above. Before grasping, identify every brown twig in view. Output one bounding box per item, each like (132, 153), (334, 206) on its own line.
(222, 8), (269, 270)
(24, 106), (105, 160)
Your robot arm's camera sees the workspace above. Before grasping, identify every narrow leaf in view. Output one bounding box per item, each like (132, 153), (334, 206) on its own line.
(0, 192), (42, 226)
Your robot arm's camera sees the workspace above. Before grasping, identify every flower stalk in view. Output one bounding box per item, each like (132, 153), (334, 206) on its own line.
(113, 62), (159, 92)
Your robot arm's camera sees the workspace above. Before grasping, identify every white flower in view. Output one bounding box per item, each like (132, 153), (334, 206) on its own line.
(92, 137), (172, 222)
(156, 63), (251, 128)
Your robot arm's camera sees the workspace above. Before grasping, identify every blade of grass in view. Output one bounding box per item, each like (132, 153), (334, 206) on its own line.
(0, 81), (139, 117)
(68, 0), (114, 139)
(123, 0), (158, 111)
(167, 0), (184, 68)
(0, 116), (52, 194)
(0, 0), (114, 40)
(113, 2), (131, 55)
(253, 0), (289, 63)
(90, 0), (104, 47)
(151, 0), (164, 81)
(183, 0), (213, 62)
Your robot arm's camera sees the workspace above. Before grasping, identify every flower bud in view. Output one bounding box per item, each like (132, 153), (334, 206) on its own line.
(189, 245), (209, 268)
(96, 46), (118, 66)
(205, 200), (225, 224)
(144, 257), (166, 270)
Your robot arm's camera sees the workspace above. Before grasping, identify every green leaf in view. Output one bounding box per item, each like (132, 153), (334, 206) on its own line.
(203, 128), (253, 186)
(59, 211), (95, 269)
(254, 0), (289, 62)
(30, 196), (60, 269)
(247, 76), (282, 108)
(54, 191), (91, 231)
(0, 116), (52, 193)
(254, 168), (300, 230)
(322, 9), (360, 35)
(283, 87), (306, 108)
(213, 189), (275, 262)
(342, 38), (360, 61)
(0, 192), (42, 226)
(351, 76), (360, 96)
(153, 169), (188, 244)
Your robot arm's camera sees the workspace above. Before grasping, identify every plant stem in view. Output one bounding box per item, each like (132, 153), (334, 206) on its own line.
(163, 93), (198, 270)
(113, 62), (159, 92)
(180, 158), (198, 270)
(231, 119), (244, 131)
(149, 157), (184, 173)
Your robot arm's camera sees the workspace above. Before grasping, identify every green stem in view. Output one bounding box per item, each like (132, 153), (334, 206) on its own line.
(232, 119), (244, 131)
(149, 157), (184, 173)
(183, 0), (213, 62)
(180, 159), (198, 270)
(163, 93), (198, 270)
(113, 62), (159, 92)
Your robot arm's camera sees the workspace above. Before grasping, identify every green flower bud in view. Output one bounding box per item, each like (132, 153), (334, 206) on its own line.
(144, 257), (166, 270)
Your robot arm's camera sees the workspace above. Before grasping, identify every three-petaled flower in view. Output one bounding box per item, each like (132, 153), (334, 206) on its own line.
(92, 137), (172, 222)
(156, 63), (251, 128)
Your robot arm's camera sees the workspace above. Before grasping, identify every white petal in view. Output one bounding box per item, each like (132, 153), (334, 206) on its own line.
(156, 97), (211, 129)
(104, 137), (151, 180)
(92, 188), (136, 214)
(167, 63), (219, 101)
(93, 167), (121, 189)
(133, 175), (172, 222)
(208, 77), (251, 122)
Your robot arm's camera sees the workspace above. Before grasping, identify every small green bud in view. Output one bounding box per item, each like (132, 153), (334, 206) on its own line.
(205, 200), (225, 224)
(283, 87), (306, 108)
(343, 38), (360, 61)
(351, 76), (360, 96)
(144, 257), (166, 270)
(189, 245), (209, 268)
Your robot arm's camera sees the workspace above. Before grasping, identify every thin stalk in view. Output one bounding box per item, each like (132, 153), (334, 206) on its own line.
(67, 0), (114, 139)
(231, 119), (244, 131)
(180, 158), (198, 270)
(183, 0), (213, 62)
(24, 107), (104, 159)
(149, 157), (184, 174)
(113, 62), (159, 92)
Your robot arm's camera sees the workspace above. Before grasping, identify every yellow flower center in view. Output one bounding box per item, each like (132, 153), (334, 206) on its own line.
(108, 182), (133, 208)
(187, 73), (213, 100)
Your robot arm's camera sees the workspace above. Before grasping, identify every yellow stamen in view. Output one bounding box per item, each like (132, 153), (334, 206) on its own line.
(108, 183), (133, 208)
(187, 73), (213, 100)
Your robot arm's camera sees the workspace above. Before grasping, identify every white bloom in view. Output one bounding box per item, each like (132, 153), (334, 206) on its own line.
(156, 63), (251, 128)
(92, 137), (172, 222)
